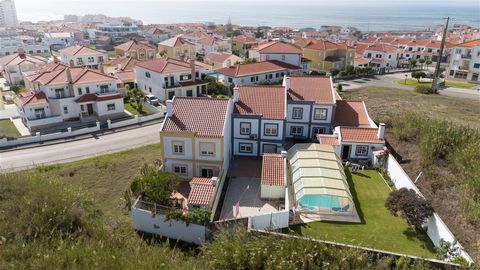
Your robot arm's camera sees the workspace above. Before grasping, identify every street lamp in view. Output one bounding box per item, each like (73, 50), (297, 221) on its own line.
(405, 74), (408, 85)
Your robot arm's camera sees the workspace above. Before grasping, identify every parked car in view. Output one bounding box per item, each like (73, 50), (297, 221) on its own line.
(145, 95), (159, 106)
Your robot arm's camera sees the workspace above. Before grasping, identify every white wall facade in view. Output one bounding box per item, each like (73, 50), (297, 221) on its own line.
(225, 70), (288, 86)
(261, 184), (285, 199)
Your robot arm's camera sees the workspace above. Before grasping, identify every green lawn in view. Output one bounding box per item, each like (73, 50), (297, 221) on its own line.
(397, 79), (476, 89)
(124, 101), (155, 116)
(0, 119), (21, 138)
(286, 169), (436, 258)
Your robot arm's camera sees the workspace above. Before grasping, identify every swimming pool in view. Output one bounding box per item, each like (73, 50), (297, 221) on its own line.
(299, 195), (341, 209)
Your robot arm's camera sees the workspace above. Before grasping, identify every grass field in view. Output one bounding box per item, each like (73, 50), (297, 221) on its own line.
(0, 119), (21, 138)
(287, 169), (436, 258)
(397, 79), (476, 89)
(124, 101), (155, 116)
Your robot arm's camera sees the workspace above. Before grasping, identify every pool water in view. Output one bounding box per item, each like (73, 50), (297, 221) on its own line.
(299, 195), (341, 209)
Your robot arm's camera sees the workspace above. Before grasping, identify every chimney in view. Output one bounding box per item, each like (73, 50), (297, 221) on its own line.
(166, 99), (173, 117)
(190, 59), (196, 82)
(99, 63), (104, 73)
(378, 123), (385, 139)
(117, 63), (122, 71)
(65, 67), (73, 84)
(211, 177), (218, 186)
(281, 150), (287, 158)
(17, 48), (25, 58)
(69, 59), (75, 67)
(233, 86), (239, 102)
(283, 75), (290, 90)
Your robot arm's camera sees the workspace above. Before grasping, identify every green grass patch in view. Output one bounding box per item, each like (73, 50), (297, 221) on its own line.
(0, 119), (21, 138)
(445, 81), (477, 89)
(124, 101), (155, 116)
(397, 79), (476, 89)
(286, 169), (436, 258)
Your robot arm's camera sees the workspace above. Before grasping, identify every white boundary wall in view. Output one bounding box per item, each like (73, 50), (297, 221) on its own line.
(131, 201), (207, 245)
(109, 112), (164, 129)
(250, 210), (289, 230)
(385, 154), (474, 264)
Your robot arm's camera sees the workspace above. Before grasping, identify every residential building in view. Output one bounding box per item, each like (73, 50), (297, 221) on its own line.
(20, 64), (124, 131)
(160, 96), (233, 181)
(447, 39), (480, 82)
(135, 57), (210, 101)
(204, 52), (241, 69)
(0, 52), (48, 85)
(43, 32), (75, 49)
(232, 85), (287, 156)
(195, 37), (230, 55)
(59, 45), (108, 68)
(158, 36), (195, 59)
(215, 60), (302, 86)
(0, 36), (50, 57)
(0, 0), (18, 26)
(114, 39), (157, 61)
(302, 40), (355, 73)
(103, 57), (140, 93)
(248, 41), (305, 71)
(363, 43), (399, 69)
(231, 35), (258, 58)
(144, 27), (171, 43)
(94, 22), (143, 43)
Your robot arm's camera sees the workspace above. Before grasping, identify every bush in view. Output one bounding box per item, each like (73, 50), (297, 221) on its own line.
(385, 188), (433, 229)
(130, 164), (179, 205)
(411, 71), (426, 82)
(310, 70), (326, 76)
(414, 85), (433, 94)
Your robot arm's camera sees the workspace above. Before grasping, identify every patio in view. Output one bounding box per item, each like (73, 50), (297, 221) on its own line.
(219, 157), (284, 220)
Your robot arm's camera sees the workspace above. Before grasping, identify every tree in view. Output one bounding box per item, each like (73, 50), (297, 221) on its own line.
(241, 58), (257, 64)
(127, 88), (145, 113)
(411, 71), (426, 82)
(336, 83), (343, 93)
(425, 58), (432, 70)
(130, 164), (179, 205)
(408, 59), (417, 70)
(345, 65), (355, 75)
(418, 58), (426, 69)
(310, 70), (326, 76)
(189, 208), (212, 225)
(329, 68), (340, 78)
(385, 188), (433, 229)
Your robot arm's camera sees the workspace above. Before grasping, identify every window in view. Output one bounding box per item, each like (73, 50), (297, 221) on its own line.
(100, 85), (109, 93)
(250, 76), (255, 82)
(174, 165), (187, 175)
(200, 142), (215, 156)
(291, 126), (303, 136)
(292, 107), (303, 119)
(312, 127), (326, 138)
(87, 57), (94, 63)
(76, 58), (83, 65)
(239, 143), (253, 153)
(240, 122), (251, 135)
(172, 142), (184, 154)
(54, 88), (66, 98)
(455, 49), (461, 54)
(63, 106), (68, 114)
(473, 63), (480, 69)
(98, 56), (104, 63)
(281, 55), (286, 61)
(201, 168), (214, 178)
(264, 123), (278, 136)
(77, 88), (82, 95)
(86, 87), (90, 94)
(145, 72), (151, 78)
(186, 90), (193, 96)
(107, 104), (115, 111)
(34, 108), (46, 119)
(313, 108), (328, 120)
(355, 145), (369, 156)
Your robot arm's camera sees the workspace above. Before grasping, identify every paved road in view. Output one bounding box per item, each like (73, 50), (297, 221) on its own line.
(0, 123), (162, 172)
(337, 72), (480, 100)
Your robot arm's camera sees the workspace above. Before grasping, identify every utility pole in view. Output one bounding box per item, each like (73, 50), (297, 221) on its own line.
(432, 16), (450, 93)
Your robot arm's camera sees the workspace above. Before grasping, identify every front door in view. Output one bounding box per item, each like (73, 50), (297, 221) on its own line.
(342, 145), (351, 160)
(87, 104), (94, 115)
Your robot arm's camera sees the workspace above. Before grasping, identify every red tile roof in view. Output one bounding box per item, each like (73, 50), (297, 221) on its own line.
(334, 100), (372, 127)
(287, 76), (335, 105)
(304, 40), (352, 51)
(340, 127), (384, 143)
(205, 52), (234, 63)
(162, 97), (229, 137)
(31, 66), (116, 86)
(252, 41), (302, 54)
(115, 39), (156, 52)
(365, 43), (398, 53)
(455, 39), (480, 48)
(104, 57), (140, 71)
(354, 57), (369, 65)
(0, 53), (47, 67)
(317, 134), (339, 146)
(232, 35), (257, 44)
(234, 86), (286, 119)
(188, 178), (215, 206)
(159, 36), (194, 47)
(261, 153), (285, 186)
(136, 57), (204, 74)
(115, 70), (136, 82)
(216, 60), (301, 77)
(197, 37), (215, 46)
(59, 45), (104, 56)
(18, 91), (48, 106)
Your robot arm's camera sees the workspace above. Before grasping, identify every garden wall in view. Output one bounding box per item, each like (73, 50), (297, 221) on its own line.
(385, 154), (474, 264)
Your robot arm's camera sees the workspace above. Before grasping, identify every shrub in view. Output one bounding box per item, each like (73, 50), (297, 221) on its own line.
(385, 188), (433, 229)
(411, 71), (426, 82)
(414, 85), (432, 94)
(310, 70), (326, 76)
(391, 112), (423, 141)
(336, 83), (343, 93)
(130, 164), (179, 205)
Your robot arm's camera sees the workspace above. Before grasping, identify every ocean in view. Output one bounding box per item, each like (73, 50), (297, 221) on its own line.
(15, 0), (480, 32)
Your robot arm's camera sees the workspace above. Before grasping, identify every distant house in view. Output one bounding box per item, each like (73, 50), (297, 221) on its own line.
(43, 32), (75, 48)
(195, 36), (230, 55)
(114, 39), (157, 61)
(301, 39), (355, 73)
(204, 52), (241, 69)
(363, 43), (399, 69)
(59, 45), (108, 69)
(447, 39), (480, 82)
(135, 57), (210, 101)
(231, 35), (258, 58)
(248, 41), (307, 73)
(158, 36), (195, 59)
(102, 57), (140, 92)
(144, 27), (171, 43)
(0, 52), (48, 85)
(215, 60), (302, 86)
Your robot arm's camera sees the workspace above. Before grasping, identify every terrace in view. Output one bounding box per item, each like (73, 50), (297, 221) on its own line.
(286, 169), (436, 258)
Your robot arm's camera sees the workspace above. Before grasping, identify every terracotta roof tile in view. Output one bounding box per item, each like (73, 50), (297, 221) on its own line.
(232, 35), (257, 43)
(104, 57), (141, 71)
(162, 97), (229, 137)
(317, 134), (339, 146)
(115, 39), (156, 52)
(31, 66), (116, 86)
(205, 52), (234, 63)
(287, 76), (335, 104)
(455, 39), (480, 48)
(261, 153), (285, 186)
(334, 100), (372, 127)
(340, 127), (384, 143)
(252, 41), (302, 54)
(234, 86), (286, 119)
(365, 43), (398, 53)
(136, 57), (205, 74)
(188, 178), (215, 206)
(18, 91), (48, 106)
(159, 36), (194, 47)
(216, 60), (301, 77)
(59, 45), (105, 56)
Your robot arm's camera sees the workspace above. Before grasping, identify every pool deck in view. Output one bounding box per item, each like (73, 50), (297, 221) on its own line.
(295, 211), (362, 224)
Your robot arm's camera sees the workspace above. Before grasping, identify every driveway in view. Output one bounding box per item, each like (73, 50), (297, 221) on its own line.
(0, 104), (20, 119)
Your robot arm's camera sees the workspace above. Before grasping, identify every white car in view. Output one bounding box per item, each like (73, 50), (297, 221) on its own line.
(145, 95), (159, 106)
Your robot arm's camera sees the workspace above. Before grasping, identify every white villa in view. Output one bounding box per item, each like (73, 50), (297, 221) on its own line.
(59, 45), (108, 69)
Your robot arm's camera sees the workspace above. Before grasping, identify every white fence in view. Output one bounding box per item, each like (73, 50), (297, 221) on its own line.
(249, 210), (289, 230)
(385, 154), (474, 264)
(130, 199), (208, 245)
(0, 122), (101, 148)
(109, 112), (164, 129)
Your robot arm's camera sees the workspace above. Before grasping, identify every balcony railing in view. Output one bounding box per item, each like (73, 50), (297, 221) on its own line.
(461, 54), (472, 59)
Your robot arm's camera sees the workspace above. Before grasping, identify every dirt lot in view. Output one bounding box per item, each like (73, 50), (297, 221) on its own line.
(343, 87), (480, 262)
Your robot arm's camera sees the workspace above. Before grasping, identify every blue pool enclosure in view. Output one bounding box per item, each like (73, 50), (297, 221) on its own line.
(299, 195), (340, 209)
